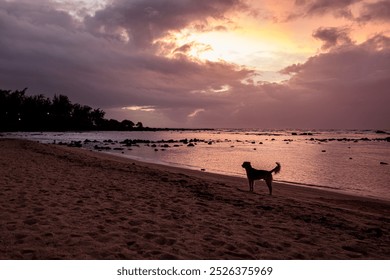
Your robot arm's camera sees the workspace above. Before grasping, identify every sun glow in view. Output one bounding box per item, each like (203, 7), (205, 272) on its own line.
(156, 21), (313, 83)
(168, 27), (285, 64)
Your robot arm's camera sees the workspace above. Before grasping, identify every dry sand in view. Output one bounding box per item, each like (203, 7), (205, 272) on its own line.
(0, 138), (389, 259)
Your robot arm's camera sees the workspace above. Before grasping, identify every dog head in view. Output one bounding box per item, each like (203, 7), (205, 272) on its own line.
(242, 161), (252, 169)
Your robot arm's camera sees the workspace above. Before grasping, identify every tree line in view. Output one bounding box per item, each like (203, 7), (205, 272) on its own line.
(0, 88), (145, 132)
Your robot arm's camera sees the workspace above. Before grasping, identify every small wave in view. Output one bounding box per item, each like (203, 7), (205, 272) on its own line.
(275, 180), (341, 191)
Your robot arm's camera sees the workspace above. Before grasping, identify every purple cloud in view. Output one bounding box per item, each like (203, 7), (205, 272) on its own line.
(279, 63), (305, 75)
(312, 27), (353, 50)
(188, 34), (390, 128)
(358, 0), (390, 22)
(0, 1), (253, 125)
(85, 0), (246, 49)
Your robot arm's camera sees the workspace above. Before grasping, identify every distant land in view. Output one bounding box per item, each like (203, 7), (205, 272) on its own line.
(0, 88), (213, 132)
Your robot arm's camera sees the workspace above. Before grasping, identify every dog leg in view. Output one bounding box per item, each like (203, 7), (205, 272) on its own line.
(265, 178), (273, 195)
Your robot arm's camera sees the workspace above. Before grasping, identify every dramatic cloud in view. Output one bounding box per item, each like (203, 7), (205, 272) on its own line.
(0, 0), (252, 125)
(84, 0), (246, 48)
(187, 34), (390, 128)
(1, 0), (389, 128)
(279, 34), (390, 128)
(312, 27), (353, 50)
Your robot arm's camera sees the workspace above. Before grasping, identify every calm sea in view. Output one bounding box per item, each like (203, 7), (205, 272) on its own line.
(4, 129), (390, 200)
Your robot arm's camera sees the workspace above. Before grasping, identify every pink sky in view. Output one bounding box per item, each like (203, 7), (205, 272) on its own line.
(1, 0), (389, 128)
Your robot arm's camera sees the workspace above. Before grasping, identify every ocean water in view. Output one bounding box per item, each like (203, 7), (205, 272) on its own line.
(3, 129), (390, 200)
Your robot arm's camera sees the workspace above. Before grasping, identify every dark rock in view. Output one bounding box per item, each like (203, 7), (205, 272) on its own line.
(375, 130), (387, 134)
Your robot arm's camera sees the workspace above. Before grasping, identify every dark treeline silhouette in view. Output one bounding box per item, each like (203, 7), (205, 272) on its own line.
(0, 88), (146, 132)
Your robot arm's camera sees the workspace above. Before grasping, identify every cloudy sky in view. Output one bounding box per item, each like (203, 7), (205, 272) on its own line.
(1, 0), (389, 128)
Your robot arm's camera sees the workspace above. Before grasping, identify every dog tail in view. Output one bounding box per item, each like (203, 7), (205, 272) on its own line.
(270, 162), (281, 174)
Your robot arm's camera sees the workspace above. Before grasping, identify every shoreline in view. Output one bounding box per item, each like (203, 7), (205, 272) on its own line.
(91, 149), (390, 203)
(1, 138), (389, 259)
(3, 130), (389, 201)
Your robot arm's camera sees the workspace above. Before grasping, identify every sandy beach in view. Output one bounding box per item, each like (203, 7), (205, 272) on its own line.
(0, 138), (389, 259)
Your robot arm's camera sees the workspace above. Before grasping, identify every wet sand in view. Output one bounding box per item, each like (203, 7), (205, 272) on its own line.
(0, 138), (389, 259)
